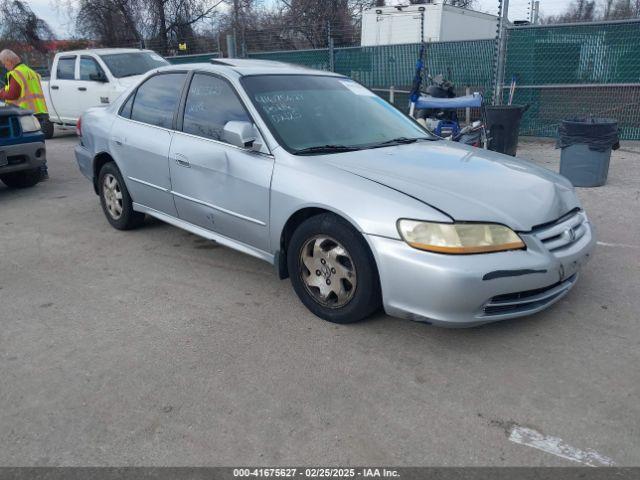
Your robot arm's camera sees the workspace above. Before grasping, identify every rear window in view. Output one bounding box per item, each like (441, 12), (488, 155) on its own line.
(130, 73), (186, 128)
(99, 52), (169, 78)
(56, 57), (76, 80)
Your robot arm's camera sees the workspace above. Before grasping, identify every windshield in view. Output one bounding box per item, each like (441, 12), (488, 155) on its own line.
(241, 75), (434, 154)
(99, 52), (169, 78)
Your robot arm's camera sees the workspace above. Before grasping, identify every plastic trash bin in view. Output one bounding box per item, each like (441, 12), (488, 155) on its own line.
(485, 105), (527, 156)
(557, 118), (619, 187)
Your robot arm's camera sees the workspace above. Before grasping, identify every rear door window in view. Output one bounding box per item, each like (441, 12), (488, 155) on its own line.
(182, 73), (250, 142)
(56, 57), (76, 80)
(130, 73), (187, 129)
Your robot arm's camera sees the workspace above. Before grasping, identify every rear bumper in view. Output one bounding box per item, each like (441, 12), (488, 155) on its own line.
(0, 141), (46, 174)
(75, 144), (93, 181)
(366, 217), (596, 327)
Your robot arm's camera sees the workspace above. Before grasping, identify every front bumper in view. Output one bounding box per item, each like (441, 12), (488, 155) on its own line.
(0, 141), (46, 174)
(367, 211), (596, 327)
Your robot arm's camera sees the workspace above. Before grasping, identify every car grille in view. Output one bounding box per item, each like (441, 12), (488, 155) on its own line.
(0, 117), (20, 139)
(482, 274), (577, 316)
(533, 209), (587, 253)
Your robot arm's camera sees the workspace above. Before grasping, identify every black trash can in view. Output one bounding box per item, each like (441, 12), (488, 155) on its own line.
(485, 105), (527, 156)
(557, 118), (619, 187)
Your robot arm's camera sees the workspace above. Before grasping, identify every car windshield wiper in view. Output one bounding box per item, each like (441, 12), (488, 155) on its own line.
(366, 137), (432, 149)
(294, 145), (362, 155)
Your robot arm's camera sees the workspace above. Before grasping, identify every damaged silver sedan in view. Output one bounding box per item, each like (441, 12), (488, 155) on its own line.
(75, 60), (595, 327)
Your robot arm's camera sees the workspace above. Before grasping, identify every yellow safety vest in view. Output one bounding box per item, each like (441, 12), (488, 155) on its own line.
(5, 63), (48, 115)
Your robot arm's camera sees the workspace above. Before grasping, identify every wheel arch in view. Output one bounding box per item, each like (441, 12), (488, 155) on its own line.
(276, 206), (377, 281)
(92, 151), (115, 194)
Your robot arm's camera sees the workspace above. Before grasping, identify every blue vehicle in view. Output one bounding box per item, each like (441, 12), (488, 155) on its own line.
(0, 105), (46, 188)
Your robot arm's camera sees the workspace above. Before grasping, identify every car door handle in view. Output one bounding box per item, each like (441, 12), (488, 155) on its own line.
(173, 153), (190, 168)
(78, 87), (87, 91)
(51, 85), (59, 90)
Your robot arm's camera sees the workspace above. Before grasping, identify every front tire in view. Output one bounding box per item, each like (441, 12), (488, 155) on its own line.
(287, 213), (381, 324)
(40, 118), (54, 139)
(98, 162), (144, 230)
(0, 168), (41, 188)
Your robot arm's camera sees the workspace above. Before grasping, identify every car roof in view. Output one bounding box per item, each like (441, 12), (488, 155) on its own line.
(57, 48), (156, 56)
(156, 58), (344, 78)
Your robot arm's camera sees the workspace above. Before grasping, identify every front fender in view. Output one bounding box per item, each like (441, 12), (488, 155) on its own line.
(269, 159), (451, 255)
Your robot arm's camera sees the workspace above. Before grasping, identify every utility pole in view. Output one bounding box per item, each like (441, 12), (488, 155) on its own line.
(233, 0), (240, 57)
(493, 0), (510, 106)
(532, 1), (540, 24)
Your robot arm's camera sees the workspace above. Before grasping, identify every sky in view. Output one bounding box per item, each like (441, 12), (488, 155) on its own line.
(29, 0), (573, 38)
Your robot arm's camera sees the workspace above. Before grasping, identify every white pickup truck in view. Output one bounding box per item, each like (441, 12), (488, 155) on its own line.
(42, 48), (169, 138)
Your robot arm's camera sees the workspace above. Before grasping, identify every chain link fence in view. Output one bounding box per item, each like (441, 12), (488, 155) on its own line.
(244, 19), (640, 140)
(503, 19), (640, 140)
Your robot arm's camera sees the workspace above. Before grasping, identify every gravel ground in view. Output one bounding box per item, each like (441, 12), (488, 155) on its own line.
(0, 132), (639, 466)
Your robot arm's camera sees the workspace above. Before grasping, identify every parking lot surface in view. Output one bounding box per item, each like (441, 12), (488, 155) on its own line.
(1, 132), (639, 466)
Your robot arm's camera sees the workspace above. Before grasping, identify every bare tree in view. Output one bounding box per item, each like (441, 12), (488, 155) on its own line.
(542, 0), (597, 23)
(75, 0), (143, 46)
(603, 0), (640, 19)
(542, 0), (640, 23)
(0, 0), (55, 52)
(144, 0), (225, 53)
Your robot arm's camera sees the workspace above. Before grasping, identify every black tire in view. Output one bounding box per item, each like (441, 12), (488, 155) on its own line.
(287, 213), (381, 324)
(40, 118), (54, 140)
(0, 168), (41, 188)
(98, 162), (144, 230)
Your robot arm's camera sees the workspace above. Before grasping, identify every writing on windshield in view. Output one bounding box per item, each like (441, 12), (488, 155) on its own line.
(242, 75), (433, 154)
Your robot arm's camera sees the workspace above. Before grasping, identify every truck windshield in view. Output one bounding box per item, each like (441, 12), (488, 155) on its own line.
(99, 52), (169, 78)
(241, 75), (434, 155)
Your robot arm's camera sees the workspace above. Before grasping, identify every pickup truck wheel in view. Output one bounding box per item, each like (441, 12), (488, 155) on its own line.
(98, 162), (144, 230)
(40, 118), (54, 139)
(0, 168), (41, 188)
(287, 213), (381, 324)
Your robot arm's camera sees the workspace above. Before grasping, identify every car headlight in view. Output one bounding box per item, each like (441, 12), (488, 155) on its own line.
(397, 219), (525, 254)
(19, 115), (41, 133)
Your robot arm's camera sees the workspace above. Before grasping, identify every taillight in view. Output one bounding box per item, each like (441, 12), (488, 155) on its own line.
(76, 117), (82, 137)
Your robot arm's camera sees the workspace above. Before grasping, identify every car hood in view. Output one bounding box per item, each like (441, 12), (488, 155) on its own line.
(323, 141), (578, 232)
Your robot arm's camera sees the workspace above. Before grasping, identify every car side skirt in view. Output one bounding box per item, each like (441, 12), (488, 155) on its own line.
(132, 203), (275, 265)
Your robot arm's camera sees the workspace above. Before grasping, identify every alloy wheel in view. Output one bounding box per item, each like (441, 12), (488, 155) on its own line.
(102, 173), (123, 220)
(299, 235), (357, 308)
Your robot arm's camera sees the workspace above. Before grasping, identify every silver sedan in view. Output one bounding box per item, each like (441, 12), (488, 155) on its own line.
(75, 59), (595, 327)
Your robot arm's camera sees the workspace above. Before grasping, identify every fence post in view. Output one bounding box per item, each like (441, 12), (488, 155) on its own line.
(389, 86), (395, 105)
(493, 0), (510, 105)
(327, 22), (335, 72)
(465, 86), (471, 124)
(226, 34), (237, 58)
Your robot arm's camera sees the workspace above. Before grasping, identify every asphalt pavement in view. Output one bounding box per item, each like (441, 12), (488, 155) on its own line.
(1, 131), (639, 466)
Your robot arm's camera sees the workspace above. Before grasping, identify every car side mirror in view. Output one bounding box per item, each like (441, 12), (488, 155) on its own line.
(89, 72), (108, 83)
(222, 121), (265, 152)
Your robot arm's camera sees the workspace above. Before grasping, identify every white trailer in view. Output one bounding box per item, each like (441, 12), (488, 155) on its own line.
(361, 2), (498, 46)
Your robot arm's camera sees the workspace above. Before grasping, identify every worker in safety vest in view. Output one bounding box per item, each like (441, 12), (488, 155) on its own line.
(0, 49), (50, 179)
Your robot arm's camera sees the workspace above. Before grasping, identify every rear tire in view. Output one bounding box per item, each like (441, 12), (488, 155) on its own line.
(287, 213), (381, 324)
(98, 162), (144, 230)
(0, 168), (41, 188)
